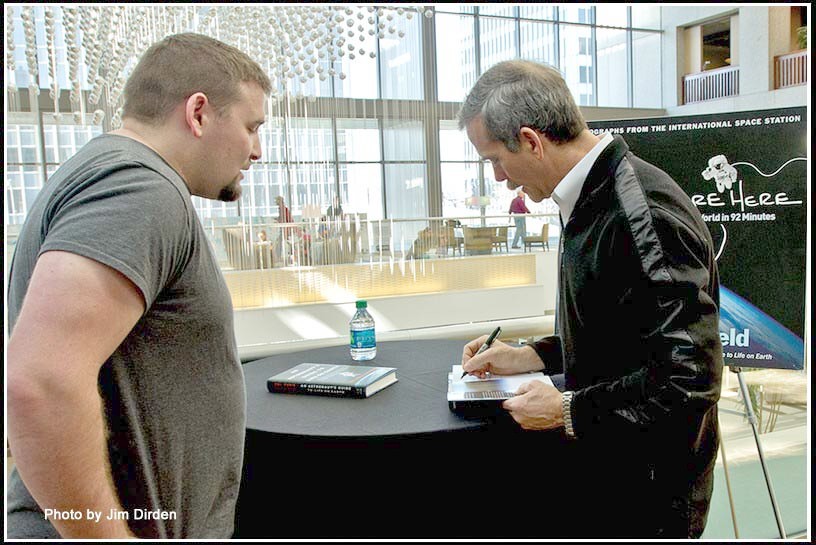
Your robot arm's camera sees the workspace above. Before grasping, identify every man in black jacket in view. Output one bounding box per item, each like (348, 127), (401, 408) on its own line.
(459, 60), (723, 538)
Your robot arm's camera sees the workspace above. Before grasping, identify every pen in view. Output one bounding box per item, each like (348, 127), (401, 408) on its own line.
(461, 326), (501, 379)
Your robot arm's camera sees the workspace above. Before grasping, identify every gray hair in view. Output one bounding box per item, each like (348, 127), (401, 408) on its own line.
(457, 60), (587, 151)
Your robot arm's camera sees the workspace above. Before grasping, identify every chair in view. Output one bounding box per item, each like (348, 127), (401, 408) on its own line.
(523, 223), (550, 252)
(492, 226), (509, 253)
(463, 226), (494, 255)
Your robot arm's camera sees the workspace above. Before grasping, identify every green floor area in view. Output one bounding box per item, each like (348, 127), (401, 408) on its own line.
(702, 446), (808, 539)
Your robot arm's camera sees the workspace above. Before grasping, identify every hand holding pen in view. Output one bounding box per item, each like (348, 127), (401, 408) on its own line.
(461, 326), (501, 379)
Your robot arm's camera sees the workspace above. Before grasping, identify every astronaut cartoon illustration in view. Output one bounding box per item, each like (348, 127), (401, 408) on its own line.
(701, 154), (738, 193)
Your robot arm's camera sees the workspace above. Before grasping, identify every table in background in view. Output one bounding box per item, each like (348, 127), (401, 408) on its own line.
(235, 340), (571, 539)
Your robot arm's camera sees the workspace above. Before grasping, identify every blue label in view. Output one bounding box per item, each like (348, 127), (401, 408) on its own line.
(350, 328), (376, 349)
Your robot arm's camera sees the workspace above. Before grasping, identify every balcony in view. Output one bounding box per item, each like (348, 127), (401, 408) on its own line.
(774, 50), (807, 89)
(682, 65), (740, 105)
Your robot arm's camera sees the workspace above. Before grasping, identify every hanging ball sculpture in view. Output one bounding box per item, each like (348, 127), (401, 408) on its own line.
(6, 5), (434, 129)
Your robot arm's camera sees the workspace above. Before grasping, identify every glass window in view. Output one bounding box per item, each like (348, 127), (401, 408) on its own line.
(4, 4), (668, 248)
(478, 6), (516, 18)
(379, 12), (423, 99)
(520, 21), (557, 66)
(384, 162), (426, 219)
(479, 16), (518, 73)
(6, 184), (26, 221)
(288, 56), (333, 99)
(41, 125), (56, 163)
(260, 119), (286, 162)
(560, 6), (594, 25)
(483, 166), (516, 217)
(435, 6), (474, 15)
(519, 6), (557, 21)
(596, 5), (629, 28)
(287, 118), (334, 163)
(631, 5), (661, 30)
(333, 28), (378, 99)
(579, 36), (591, 55)
(19, 125), (36, 147)
(382, 119), (424, 161)
(560, 24), (594, 105)
(596, 27), (629, 107)
(632, 31), (662, 108)
(435, 13), (477, 102)
(6, 128), (22, 163)
(289, 163), (336, 217)
(439, 120), (478, 162)
(337, 118), (381, 162)
(243, 165), (279, 218)
(340, 163), (383, 219)
(441, 162), (481, 219)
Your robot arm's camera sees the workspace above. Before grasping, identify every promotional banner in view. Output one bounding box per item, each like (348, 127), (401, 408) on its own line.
(589, 107), (807, 369)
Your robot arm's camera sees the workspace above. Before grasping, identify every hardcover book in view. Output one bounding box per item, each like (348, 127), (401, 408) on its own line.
(447, 365), (553, 414)
(267, 362), (398, 398)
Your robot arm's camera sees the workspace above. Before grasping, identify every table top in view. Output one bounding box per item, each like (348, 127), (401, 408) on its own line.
(242, 339), (488, 439)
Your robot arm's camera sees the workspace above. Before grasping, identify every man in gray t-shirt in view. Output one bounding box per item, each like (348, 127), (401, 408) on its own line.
(6, 34), (271, 539)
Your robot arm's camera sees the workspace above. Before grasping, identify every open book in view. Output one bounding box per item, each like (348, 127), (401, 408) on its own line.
(447, 365), (552, 413)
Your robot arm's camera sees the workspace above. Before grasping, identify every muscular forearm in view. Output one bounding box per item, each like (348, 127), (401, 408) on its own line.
(8, 373), (133, 538)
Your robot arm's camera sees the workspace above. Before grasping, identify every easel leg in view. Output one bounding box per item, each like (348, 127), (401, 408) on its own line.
(733, 367), (787, 538)
(718, 425), (739, 538)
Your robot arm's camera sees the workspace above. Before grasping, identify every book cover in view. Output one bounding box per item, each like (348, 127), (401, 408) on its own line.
(267, 362), (398, 398)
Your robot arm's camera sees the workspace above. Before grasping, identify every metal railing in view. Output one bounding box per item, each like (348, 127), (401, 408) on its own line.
(682, 65), (740, 104)
(774, 50), (807, 89)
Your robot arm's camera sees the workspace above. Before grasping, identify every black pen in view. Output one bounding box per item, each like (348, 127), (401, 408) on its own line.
(461, 326), (501, 379)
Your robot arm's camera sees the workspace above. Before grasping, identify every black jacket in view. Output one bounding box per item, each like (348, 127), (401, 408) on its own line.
(534, 136), (723, 538)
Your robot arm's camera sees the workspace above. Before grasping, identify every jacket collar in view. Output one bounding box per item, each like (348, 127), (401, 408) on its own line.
(574, 134), (630, 210)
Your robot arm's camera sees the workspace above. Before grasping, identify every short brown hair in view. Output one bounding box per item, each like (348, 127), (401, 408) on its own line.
(123, 33), (272, 124)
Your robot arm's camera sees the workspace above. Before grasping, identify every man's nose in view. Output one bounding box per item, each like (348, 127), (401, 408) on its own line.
(493, 164), (507, 182)
(250, 134), (262, 161)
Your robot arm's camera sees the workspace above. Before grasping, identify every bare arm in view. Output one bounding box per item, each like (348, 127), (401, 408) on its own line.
(7, 251), (145, 538)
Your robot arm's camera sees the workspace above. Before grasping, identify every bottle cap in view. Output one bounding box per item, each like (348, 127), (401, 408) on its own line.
(356, 300), (367, 309)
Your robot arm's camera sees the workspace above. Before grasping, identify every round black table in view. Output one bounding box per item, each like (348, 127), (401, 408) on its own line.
(235, 340), (570, 539)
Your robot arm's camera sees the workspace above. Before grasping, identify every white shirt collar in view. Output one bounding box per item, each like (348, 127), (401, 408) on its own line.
(551, 132), (614, 226)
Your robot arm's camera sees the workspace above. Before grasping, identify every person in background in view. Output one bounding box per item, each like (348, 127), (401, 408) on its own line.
(257, 229), (268, 243)
(6, 33), (270, 539)
(274, 194), (295, 263)
(458, 60), (723, 538)
(508, 188), (531, 248)
(275, 194), (292, 224)
(325, 195), (344, 218)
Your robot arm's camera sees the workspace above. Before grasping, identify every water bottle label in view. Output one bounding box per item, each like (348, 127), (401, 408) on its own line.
(350, 328), (376, 349)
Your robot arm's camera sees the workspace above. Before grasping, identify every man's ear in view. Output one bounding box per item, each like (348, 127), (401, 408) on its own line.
(518, 127), (545, 159)
(184, 92), (209, 138)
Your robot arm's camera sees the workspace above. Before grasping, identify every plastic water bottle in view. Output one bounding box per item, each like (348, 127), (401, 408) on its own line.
(350, 300), (376, 361)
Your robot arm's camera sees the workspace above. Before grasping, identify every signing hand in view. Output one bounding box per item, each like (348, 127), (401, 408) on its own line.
(461, 338), (543, 378)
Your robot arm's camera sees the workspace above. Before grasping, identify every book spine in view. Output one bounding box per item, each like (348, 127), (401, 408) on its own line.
(267, 380), (366, 398)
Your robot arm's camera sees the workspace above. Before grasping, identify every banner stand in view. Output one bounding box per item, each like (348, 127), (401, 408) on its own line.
(722, 366), (786, 538)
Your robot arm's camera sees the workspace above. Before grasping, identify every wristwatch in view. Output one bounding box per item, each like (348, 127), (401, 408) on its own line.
(562, 391), (576, 439)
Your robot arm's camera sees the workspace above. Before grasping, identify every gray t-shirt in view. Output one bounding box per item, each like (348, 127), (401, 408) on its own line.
(7, 134), (245, 539)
